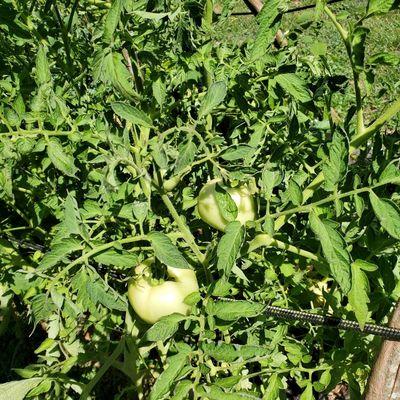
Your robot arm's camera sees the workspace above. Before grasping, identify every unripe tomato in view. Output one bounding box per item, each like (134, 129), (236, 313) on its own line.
(127, 259), (199, 324)
(197, 179), (256, 231)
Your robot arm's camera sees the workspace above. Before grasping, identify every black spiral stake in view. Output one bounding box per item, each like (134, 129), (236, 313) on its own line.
(265, 305), (400, 341)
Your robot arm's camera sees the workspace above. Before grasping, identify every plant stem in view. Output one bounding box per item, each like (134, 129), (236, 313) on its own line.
(263, 181), (388, 223)
(80, 338), (125, 400)
(160, 193), (208, 268)
(49, 235), (147, 283)
(350, 97), (400, 150)
(247, 233), (322, 263)
(323, 6), (348, 41)
(0, 112), (13, 131)
(324, 5), (365, 142)
(0, 128), (72, 137)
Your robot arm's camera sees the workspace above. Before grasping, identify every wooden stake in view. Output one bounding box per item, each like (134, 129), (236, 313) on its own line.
(364, 302), (400, 400)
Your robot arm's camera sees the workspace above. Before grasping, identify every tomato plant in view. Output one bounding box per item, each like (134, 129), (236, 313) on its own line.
(0, 0), (399, 399)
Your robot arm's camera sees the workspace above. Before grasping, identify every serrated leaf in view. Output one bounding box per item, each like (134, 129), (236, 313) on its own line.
(26, 378), (52, 397)
(250, 0), (282, 61)
(31, 294), (57, 324)
(0, 378), (43, 400)
(275, 73), (312, 103)
(144, 314), (185, 342)
(379, 163), (400, 185)
(111, 102), (152, 127)
(86, 277), (126, 311)
(148, 232), (191, 269)
(152, 78), (166, 107)
(64, 192), (81, 235)
(94, 249), (138, 269)
(263, 374), (282, 400)
(369, 191), (400, 239)
(300, 383), (313, 400)
(368, 52), (400, 66)
(214, 184), (238, 222)
(35, 45), (51, 86)
(309, 211), (351, 293)
(349, 261), (370, 329)
(261, 168), (282, 199)
(103, 0), (123, 43)
(171, 380), (192, 400)
(287, 179), (303, 205)
(198, 81), (227, 118)
(38, 238), (82, 270)
(322, 131), (347, 192)
(351, 26), (369, 69)
(47, 138), (78, 177)
(220, 145), (253, 161)
(207, 300), (264, 321)
(354, 194), (365, 218)
(133, 10), (169, 20)
(93, 50), (138, 99)
(149, 353), (187, 400)
(367, 0), (399, 16)
(217, 221), (245, 278)
(174, 139), (197, 174)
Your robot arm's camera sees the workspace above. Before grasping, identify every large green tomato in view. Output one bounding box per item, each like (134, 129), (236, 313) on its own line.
(127, 259), (199, 324)
(197, 179), (256, 231)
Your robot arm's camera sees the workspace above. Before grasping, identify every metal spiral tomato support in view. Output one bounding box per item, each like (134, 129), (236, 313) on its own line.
(265, 306), (400, 341)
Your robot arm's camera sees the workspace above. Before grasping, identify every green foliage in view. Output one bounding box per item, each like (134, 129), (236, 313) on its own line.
(0, 0), (399, 399)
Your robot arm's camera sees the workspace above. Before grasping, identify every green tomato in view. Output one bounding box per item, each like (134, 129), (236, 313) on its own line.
(197, 179), (256, 231)
(127, 258), (199, 324)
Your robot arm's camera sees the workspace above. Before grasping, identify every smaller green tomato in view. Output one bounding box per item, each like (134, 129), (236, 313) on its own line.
(197, 179), (256, 231)
(127, 259), (199, 324)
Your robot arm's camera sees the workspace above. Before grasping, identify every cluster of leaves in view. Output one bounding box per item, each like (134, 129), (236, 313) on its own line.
(0, 0), (399, 399)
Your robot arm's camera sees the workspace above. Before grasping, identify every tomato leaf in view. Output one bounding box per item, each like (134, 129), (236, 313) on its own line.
(152, 78), (166, 108)
(174, 138), (197, 174)
(367, 0), (400, 16)
(148, 232), (191, 270)
(217, 221), (245, 278)
(46, 138), (78, 177)
(207, 300), (264, 321)
(322, 131), (348, 192)
(214, 184), (238, 222)
(103, 0), (123, 43)
(369, 191), (400, 239)
(275, 73), (312, 103)
(144, 314), (186, 342)
(38, 238), (82, 271)
(198, 81), (227, 118)
(300, 383), (314, 400)
(35, 45), (51, 86)
(349, 260), (371, 329)
(378, 163), (400, 185)
(263, 374), (282, 400)
(309, 211), (352, 293)
(250, 0), (282, 61)
(149, 353), (188, 400)
(287, 179), (303, 206)
(170, 380), (192, 400)
(111, 102), (152, 128)
(0, 378), (44, 400)
(94, 249), (138, 269)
